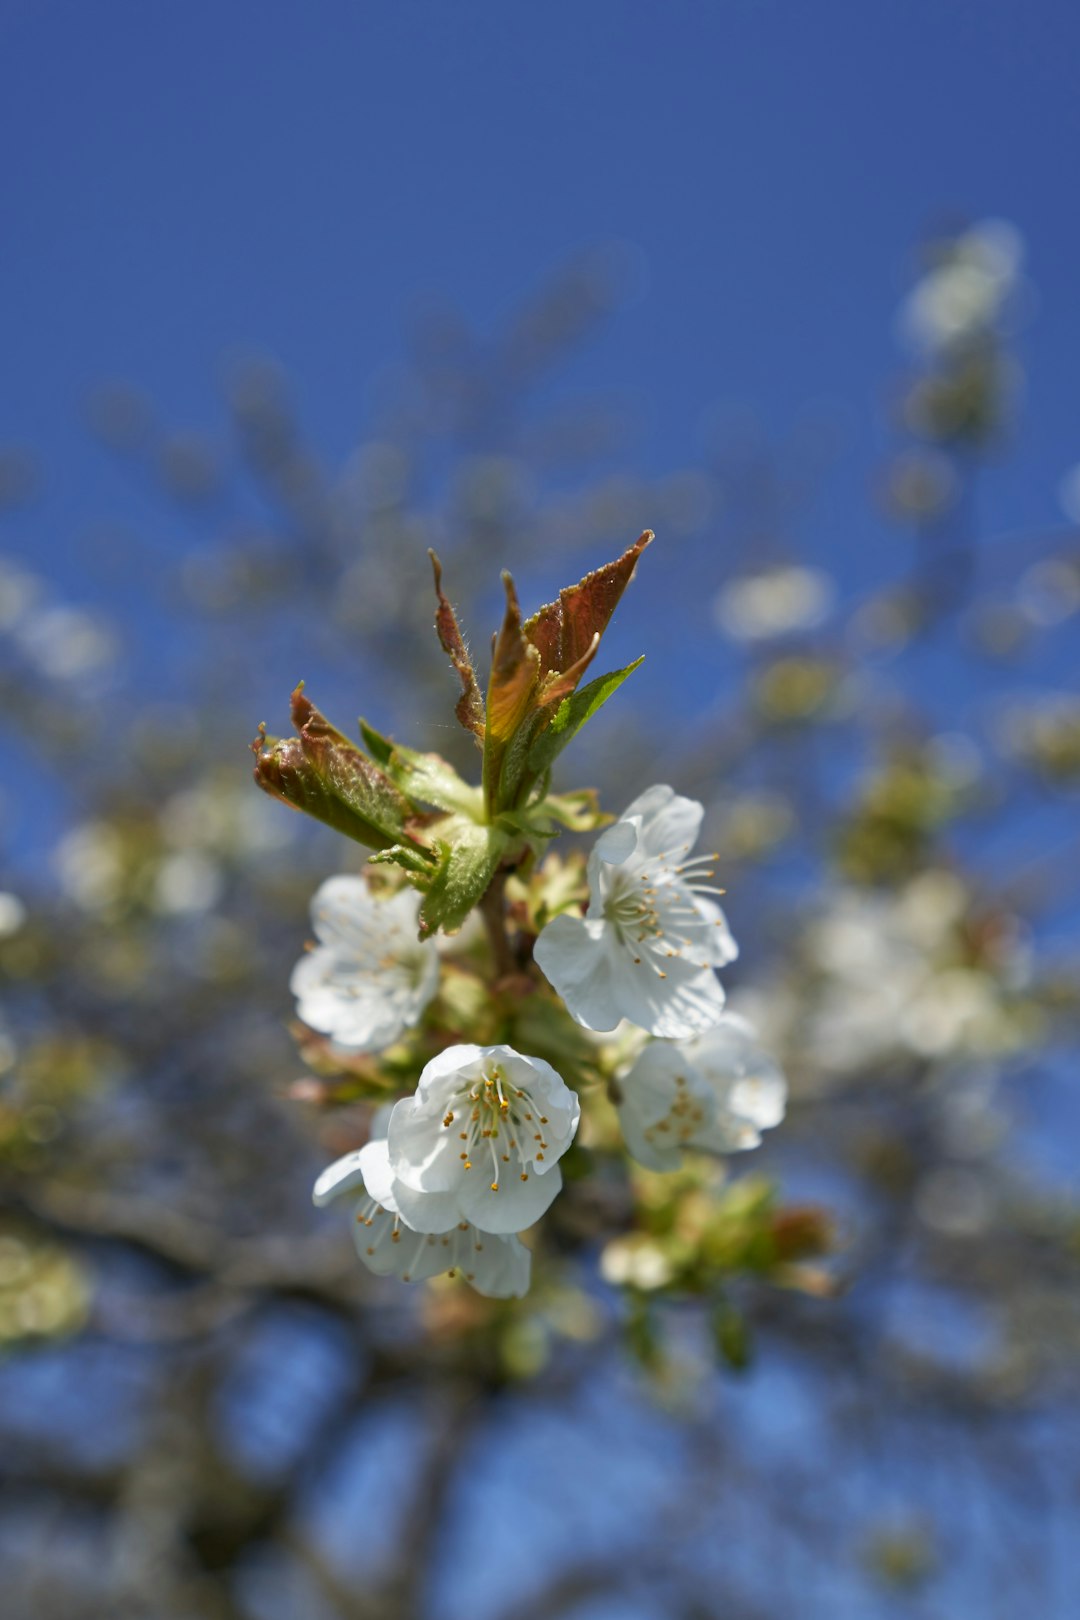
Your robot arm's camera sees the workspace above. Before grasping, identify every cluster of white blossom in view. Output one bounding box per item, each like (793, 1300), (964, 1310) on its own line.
(899, 218), (1025, 359)
(304, 786), (787, 1298)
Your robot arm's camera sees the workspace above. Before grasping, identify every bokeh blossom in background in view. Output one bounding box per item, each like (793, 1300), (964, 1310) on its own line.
(3, 5), (1080, 1618)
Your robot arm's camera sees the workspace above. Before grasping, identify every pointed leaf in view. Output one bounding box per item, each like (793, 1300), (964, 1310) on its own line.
(483, 572), (541, 814)
(251, 688), (428, 854)
(528, 656), (645, 775)
(430, 550), (485, 740)
(359, 718), (483, 818)
(523, 530), (653, 680)
(486, 573), (541, 742)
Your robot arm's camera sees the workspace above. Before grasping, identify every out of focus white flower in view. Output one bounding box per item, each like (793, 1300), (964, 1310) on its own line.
(617, 1013), (786, 1172)
(314, 1116), (530, 1298)
(600, 1236), (674, 1290)
(153, 852), (224, 915)
(0, 558), (43, 630)
(0, 892), (27, 937)
(161, 779), (293, 861)
(16, 606), (116, 680)
(801, 874), (1018, 1077)
(291, 877), (438, 1052)
(1017, 556), (1080, 626)
(387, 1044), (580, 1235)
(534, 786), (736, 1039)
(53, 822), (125, 911)
(901, 219), (1024, 357)
(714, 566), (835, 643)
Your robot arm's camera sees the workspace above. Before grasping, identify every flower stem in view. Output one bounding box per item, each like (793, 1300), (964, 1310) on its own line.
(479, 869), (515, 979)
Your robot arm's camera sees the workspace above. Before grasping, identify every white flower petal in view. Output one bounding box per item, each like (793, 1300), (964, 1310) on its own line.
(593, 816), (640, 866)
(389, 1176), (462, 1234)
(387, 1094), (465, 1193)
(607, 948), (727, 1040)
(353, 1139), (398, 1208)
(617, 1012), (786, 1169)
(455, 1230), (531, 1298)
(292, 877), (438, 1052)
(536, 785), (733, 1040)
(533, 913), (626, 1032)
(622, 784), (704, 861)
(458, 1162), (563, 1234)
(387, 1044), (579, 1230)
(312, 1149), (369, 1207)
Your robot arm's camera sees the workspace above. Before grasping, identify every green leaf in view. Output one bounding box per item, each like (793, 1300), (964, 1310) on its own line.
(527, 657), (644, 775)
(357, 717), (394, 766)
(389, 749), (484, 819)
(417, 819), (508, 939)
(359, 718), (483, 818)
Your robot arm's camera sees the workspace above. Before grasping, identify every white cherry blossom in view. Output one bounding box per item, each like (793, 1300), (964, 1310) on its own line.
(533, 785), (737, 1039)
(387, 1044), (580, 1235)
(313, 1124), (530, 1298)
(617, 1012), (786, 1172)
(290, 875), (438, 1052)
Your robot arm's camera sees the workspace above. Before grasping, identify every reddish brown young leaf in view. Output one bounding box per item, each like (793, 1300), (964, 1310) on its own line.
(429, 549), (485, 741)
(523, 529), (653, 679)
(252, 688), (425, 852)
(486, 573), (541, 745)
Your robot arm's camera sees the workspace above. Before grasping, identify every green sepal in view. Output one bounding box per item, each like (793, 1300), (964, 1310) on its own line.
(527, 657), (644, 776)
(370, 842), (439, 877)
(495, 789), (610, 847)
(417, 818), (509, 939)
(537, 788), (613, 833)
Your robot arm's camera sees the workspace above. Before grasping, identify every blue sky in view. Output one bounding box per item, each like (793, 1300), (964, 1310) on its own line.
(5, 0), (1079, 512)
(2, 0), (1080, 779)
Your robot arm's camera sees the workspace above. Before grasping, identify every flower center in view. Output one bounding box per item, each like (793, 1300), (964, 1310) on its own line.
(440, 1065), (551, 1193)
(641, 1071), (710, 1148)
(603, 846), (725, 977)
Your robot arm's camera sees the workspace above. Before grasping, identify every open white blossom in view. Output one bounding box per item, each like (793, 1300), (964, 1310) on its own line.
(290, 876), (438, 1052)
(533, 785), (737, 1039)
(314, 1125), (530, 1298)
(714, 565), (835, 643)
(387, 1044), (580, 1235)
(617, 1013), (786, 1172)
